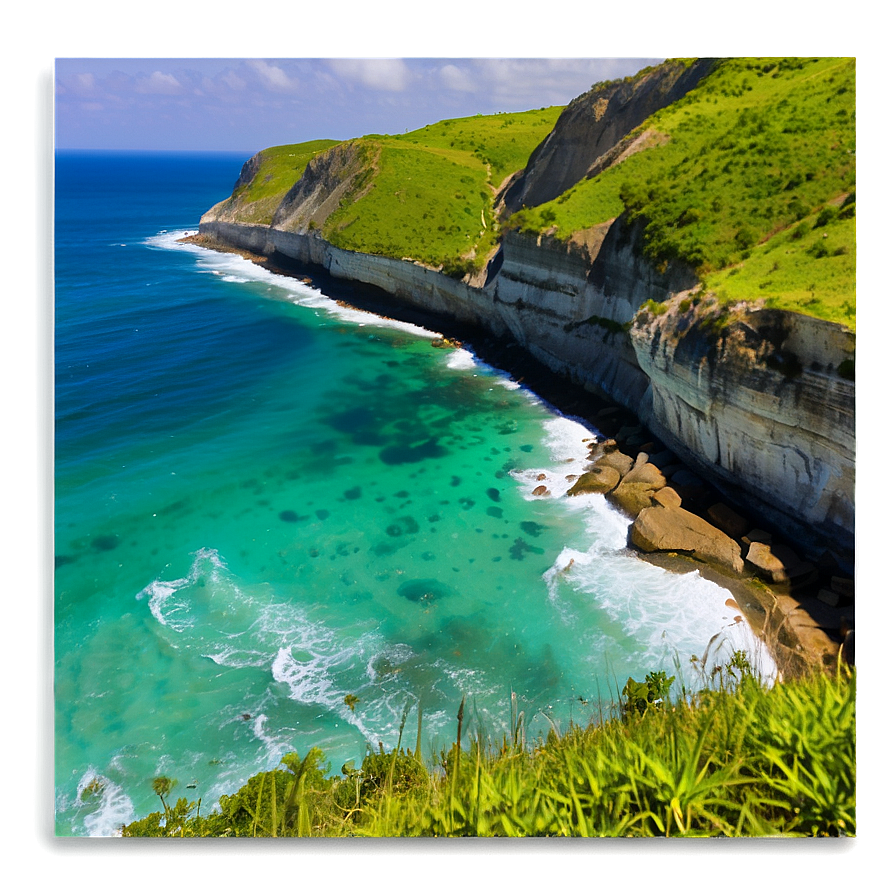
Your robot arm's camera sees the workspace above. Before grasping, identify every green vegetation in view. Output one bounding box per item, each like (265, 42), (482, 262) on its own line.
(508, 58), (855, 328)
(223, 108), (562, 275)
(214, 58), (854, 324)
(394, 109), (563, 187)
(121, 664), (855, 838)
(705, 195), (856, 325)
(218, 140), (340, 224)
(321, 136), (496, 272)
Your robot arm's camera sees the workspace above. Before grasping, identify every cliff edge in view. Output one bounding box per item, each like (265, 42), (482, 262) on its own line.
(197, 57), (856, 589)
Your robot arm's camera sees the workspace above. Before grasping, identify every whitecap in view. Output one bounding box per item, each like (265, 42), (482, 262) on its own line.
(73, 769), (134, 838)
(135, 546), (227, 632)
(147, 229), (444, 341)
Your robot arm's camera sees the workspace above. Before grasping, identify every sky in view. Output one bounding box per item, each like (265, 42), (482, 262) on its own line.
(54, 57), (663, 152)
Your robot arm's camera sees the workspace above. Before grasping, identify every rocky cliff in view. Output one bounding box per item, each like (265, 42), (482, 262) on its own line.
(197, 59), (856, 575)
(501, 58), (718, 213)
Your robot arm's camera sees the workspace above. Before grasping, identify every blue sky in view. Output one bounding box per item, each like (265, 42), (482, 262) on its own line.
(54, 57), (663, 152)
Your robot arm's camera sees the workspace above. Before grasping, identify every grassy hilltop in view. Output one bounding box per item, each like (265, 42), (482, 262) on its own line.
(510, 57), (856, 328)
(214, 57), (855, 329)
(212, 107), (563, 275)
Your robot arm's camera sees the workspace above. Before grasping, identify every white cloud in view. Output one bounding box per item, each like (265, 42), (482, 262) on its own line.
(248, 60), (295, 91)
(135, 71), (183, 95)
(222, 70), (247, 91)
(327, 58), (412, 92)
(75, 72), (95, 92)
(467, 58), (656, 108)
(440, 64), (476, 93)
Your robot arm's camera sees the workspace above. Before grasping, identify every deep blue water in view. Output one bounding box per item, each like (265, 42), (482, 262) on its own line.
(54, 151), (773, 836)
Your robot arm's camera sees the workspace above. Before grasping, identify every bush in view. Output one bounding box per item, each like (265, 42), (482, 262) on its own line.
(814, 206), (838, 229)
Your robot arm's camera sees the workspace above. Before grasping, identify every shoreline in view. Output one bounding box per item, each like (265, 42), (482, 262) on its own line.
(179, 231), (853, 678)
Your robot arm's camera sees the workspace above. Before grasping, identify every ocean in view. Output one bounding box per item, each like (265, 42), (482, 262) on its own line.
(54, 151), (775, 836)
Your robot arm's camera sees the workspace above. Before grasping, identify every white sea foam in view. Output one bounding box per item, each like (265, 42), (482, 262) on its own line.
(73, 769), (134, 838)
(251, 713), (297, 766)
(520, 416), (778, 687)
(445, 348), (478, 370)
(135, 546), (227, 632)
(444, 346), (531, 395)
(272, 637), (387, 746)
(148, 229), (443, 340)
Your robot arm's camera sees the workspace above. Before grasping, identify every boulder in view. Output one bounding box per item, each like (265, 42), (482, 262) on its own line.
(741, 528), (774, 547)
(745, 542), (787, 583)
(817, 588), (843, 608)
(532, 485), (549, 496)
(650, 449), (678, 468)
(588, 437), (617, 455)
(630, 505), (745, 575)
(616, 423), (644, 442)
(590, 447), (634, 478)
(745, 542), (811, 585)
(608, 481), (657, 517)
(620, 460), (666, 490)
(652, 486), (682, 508)
(567, 467), (621, 496)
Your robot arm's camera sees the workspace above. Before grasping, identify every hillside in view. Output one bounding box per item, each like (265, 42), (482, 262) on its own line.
(508, 57), (856, 328)
(205, 57), (855, 330)
(208, 107), (564, 275)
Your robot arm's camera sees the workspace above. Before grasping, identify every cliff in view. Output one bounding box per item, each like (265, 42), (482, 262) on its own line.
(197, 58), (856, 576)
(500, 58), (718, 213)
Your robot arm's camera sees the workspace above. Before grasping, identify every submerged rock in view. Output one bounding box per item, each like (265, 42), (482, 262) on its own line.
(91, 534), (120, 552)
(398, 578), (450, 604)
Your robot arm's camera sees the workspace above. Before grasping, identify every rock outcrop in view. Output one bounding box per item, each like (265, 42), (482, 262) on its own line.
(501, 58), (718, 213)
(630, 504), (745, 575)
(629, 302), (855, 562)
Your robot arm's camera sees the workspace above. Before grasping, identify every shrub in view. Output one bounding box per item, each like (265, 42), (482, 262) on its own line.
(814, 206), (838, 229)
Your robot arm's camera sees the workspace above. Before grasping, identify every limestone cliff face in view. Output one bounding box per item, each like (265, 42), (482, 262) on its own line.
(630, 304), (855, 556)
(501, 58), (718, 213)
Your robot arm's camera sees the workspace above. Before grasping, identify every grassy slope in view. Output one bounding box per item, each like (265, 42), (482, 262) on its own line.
(220, 108), (563, 273)
(320, 108), (563, 273)
(121, 666), (855, 838)
(215, 60), (855, 325)
(509, 58), (856, 328)
(223, 140), (341, 224)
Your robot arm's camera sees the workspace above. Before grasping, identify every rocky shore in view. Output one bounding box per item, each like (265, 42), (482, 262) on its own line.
(178, 232), (854, 678)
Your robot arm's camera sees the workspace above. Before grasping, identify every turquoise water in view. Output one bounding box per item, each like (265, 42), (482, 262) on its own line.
(54, 152), (774, 836)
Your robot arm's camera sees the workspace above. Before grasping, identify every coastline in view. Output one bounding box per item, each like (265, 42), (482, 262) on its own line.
(179, 231), (852, 678)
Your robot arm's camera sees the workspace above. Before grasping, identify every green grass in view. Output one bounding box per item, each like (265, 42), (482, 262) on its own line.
(392, 107), (564, 187)
(220, 108), (562, 274)
(508, 58), (856, 328)
(216, 139), (340, 224)
(705, 194), (856, 325)
(321, 137), (495, 272)
(120, 665), (855, 838)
